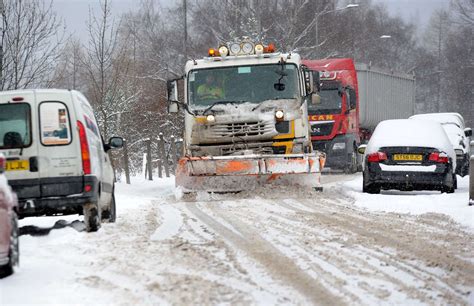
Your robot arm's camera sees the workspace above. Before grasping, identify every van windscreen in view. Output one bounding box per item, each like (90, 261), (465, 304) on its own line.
(0, 103), (31, 149)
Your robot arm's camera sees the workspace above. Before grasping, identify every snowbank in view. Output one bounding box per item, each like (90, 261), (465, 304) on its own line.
(343, 175), (473, 231)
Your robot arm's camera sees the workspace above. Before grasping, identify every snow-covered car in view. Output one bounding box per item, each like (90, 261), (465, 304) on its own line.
(0, 153), (19, 278)
(410, 113), (471, 177)
(358, 119), (457, 194)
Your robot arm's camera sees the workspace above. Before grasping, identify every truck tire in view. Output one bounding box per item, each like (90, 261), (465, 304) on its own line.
(345, 146), (358, 174)
(0, 213), (19, 278)
(83, 203), (101, 232)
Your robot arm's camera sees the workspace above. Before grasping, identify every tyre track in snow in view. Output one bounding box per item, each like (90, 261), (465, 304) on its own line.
(187, 186), (473, 305)
(274, 193), (473, 304)
(186, 201), (342, 305)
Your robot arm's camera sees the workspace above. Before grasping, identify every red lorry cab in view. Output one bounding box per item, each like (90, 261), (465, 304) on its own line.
(303, 58), (360, 173)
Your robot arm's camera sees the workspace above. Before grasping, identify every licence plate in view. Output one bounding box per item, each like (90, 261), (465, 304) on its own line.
(393, 154), (422, 161)
(6, 160), (29, 171)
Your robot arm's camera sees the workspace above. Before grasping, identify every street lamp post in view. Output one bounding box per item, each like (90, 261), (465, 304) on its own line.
(315, 3), (359, 57)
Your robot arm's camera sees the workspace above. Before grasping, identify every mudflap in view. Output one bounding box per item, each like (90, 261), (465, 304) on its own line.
(176, 153), (325, 193)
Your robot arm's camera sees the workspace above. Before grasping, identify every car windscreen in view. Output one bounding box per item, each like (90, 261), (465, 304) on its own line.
(187, 64), (299, 107)
(307, 88), (341, 114)
(0, 103), (31, 149)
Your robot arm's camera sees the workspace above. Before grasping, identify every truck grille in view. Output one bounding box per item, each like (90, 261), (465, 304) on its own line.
(209, 121), (274, 138)
(311, 122), (334, 136)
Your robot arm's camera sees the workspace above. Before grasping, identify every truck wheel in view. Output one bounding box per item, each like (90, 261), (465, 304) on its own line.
(345, 149), (358, 174)
(0, 213), (19, 278)
(83, 203), (101, 232)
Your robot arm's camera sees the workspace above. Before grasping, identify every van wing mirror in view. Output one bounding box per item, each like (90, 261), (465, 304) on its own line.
(464, 127), (472, 137)
(108, 137), (124, 149)
(357, 144), (367, 155)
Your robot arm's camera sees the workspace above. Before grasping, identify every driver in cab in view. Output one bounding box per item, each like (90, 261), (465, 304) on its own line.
(197, 75), (224, 100)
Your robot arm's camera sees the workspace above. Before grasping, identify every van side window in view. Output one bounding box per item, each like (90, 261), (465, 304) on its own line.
(39, 102), (72, 146)
(0, 103), (32, 149)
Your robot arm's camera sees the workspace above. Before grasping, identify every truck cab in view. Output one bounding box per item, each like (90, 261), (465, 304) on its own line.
(167, 41), (324, 193)
(303, 58), (360, 173)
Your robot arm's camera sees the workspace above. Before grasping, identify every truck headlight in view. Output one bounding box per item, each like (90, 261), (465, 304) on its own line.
(332, 142), (346, 150)
(206, 114), (215, 123)
(275, 110), (284, 120)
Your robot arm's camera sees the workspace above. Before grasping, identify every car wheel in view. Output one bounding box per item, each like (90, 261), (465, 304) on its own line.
(441, 171), (455, 194)
(453, 174), (458, 190)
(83, 202), (101, 232)
(362, 171), (380, 194)
(0, 213), (19, 278)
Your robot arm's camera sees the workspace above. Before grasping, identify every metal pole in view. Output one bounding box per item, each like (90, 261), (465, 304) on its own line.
(146, 139), (153, 181)
(170, 135), (177, 173)
(123, 140), (130, 184)
(183, 0), (187, 61)
(0, 0), (4, 87)
(470, 141), (474, 206)
(159, 133), (170, 178)
(315, 12), (319, 57)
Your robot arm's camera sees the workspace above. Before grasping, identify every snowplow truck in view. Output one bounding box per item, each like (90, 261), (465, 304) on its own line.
(167, 41), (325, 193)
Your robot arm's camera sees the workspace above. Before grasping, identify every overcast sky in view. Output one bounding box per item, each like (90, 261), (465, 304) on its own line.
(52, 0), (450, 41)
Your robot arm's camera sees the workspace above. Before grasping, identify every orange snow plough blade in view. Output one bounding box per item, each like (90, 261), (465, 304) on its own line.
(175, 153), (325, 193)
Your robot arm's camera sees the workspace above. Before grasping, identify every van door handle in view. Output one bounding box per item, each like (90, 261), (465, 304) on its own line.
(29, 156), (38, 172)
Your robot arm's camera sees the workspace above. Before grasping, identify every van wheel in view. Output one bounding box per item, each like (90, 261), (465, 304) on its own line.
(0, 213), (19, 278)
(102, 194), (116, 223)
(83, 203), (101, 232)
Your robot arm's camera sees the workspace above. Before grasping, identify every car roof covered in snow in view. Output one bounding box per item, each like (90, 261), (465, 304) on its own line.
(366, 119), (455, 158)
(410, 113), (465, 129)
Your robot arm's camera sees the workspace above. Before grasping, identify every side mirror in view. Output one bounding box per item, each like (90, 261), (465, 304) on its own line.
(357, 144), (367, 155)
(464, 127), (472, 137)
(312, 71), (320, 92)
(167, 79), (179, 103)
(168, 102), (178, 113)
(349, 88), (357, 109)
(302, 66), (314, 94)
(0, 153), (5, 173)
(311, 93), (320, 105)
(108, 137), (124, 149)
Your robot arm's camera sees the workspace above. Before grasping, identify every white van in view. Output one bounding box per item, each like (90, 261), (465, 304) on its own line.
(0, 89), (123, 232)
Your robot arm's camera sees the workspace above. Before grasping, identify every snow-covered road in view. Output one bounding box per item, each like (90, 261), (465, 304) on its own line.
(1, 174), (473, 305)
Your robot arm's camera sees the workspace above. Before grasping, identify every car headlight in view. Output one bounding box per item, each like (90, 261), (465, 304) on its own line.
(454, 149), (464, 156)
(206, 114), (215, 123)
(275, 110), (284, 120)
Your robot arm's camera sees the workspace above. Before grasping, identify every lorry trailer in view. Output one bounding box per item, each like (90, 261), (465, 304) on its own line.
(303, 58), (415, 172)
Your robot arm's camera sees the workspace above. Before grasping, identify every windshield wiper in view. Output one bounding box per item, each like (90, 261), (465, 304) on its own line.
(202, 100), (246, 115)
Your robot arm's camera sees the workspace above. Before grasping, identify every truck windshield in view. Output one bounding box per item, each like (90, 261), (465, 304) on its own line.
(0, 103), (31, 149)
(308, 89), (341, 114)
(188, 64), (299, 107)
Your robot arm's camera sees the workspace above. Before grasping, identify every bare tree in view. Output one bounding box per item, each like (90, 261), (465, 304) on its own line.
(0, 0), (64, 90)
(82, 0), (137, 140)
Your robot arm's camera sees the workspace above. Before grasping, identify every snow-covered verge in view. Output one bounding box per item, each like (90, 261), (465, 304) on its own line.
(342, 175), (473, 231)
(1, 174), (473, 305)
